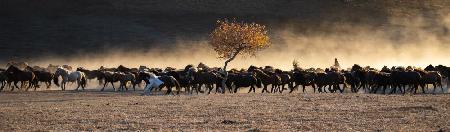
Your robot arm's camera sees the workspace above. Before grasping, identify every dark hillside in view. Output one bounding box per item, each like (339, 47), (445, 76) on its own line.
(1, 0), (449, 61)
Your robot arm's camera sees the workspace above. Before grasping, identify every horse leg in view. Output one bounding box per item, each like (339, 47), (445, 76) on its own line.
(110, 82), (115, 91)
(390, 85), (395, 94)
(0, 81), (3, 92)
(303, 85), (307, 93)
(262, 85), (267, 93)
(76, 80), (81, 91)
(312, 85), (317, 93)
(33, 81), (37, 91)
(382, 85), (387, 94)
(166, 86), (172, 95)
(101, 81), (107, 91)
(270, 85), (274, 93)
(433, 83), (437, 94)
(13, 81), (20, 91)
(288, 84), (296, 93)
(207, 84), (213, 94)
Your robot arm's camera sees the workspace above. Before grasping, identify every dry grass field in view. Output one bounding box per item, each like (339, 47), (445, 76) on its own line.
(0, 90), (449, 131)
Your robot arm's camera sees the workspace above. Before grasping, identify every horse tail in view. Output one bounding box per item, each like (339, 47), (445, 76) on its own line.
(32, 74), (39, 88)
(81, 75), (87, 87)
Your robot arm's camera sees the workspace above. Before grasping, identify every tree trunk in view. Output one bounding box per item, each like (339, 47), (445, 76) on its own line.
(220, 49), (242, 93)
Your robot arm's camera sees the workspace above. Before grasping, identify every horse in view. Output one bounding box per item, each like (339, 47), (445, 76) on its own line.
(343, 71), (361, 93)
(5, 65), (38, 91)
(250, 69), (281, 93)
(185, 66), (219, 94)
(142, 73), (164, 95)
(370, 72), (391, 94)
(54, 67), (87, 91)
(226, 72), (261, 93)
(116, 72), (136, 91)
(274, 69), (292, 93)
(290, 70), (317, 93)
(25, 66), (53, 89)
(158, 75), (182, 95)
(315, 71), (342, 93)
(435, 65), (450, 88)
(166, 70), (194, 94)
(414, 69), (443, 93)
(76, 67), (102, 85)
(390, 70), (423, 94)
(99, 71), (120, 91)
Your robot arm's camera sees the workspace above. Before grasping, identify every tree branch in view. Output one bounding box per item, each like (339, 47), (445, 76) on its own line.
(225, 47), (244, 64)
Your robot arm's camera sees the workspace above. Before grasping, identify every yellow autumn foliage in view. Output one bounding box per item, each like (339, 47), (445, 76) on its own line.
(209, 20), (271, 60)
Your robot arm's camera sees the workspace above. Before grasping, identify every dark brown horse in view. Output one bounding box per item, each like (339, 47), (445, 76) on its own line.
(226, 72), (261, 93)
(291, 70), (317, 93)
(343, 71), (361, 93)
(158, 75), (182, 95)
(414, 69), (443, 93)
(315, 71), (343, 93)
(370, 72), (391, 94)
(191, 69), (220, 94)
(165, 70), (194, 94)
(25, 66), (52, 89)
(76, 67), (102, 85)
(99, 71), (120, 91)
(274, 69), (292, 93)
(390, 70), (423, 94)
(5, 65), (38, 91)
(115, 72), (136, 91)
(251, 69), (281, 93)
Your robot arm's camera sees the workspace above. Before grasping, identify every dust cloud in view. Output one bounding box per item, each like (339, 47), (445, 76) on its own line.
(14, 14), (450, 71)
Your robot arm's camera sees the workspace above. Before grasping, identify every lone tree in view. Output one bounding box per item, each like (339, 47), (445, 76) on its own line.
(209, 20), (271, 93)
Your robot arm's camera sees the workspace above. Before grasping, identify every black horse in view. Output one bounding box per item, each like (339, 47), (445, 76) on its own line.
(315, 71), (343, 93)
(290, 70), (317, 93)
(250, 68), (281, 93)
(370, 72), (391, 94)
(5, 65), (38, 91)
(390, 70), (423, 94)
(226, 72), (261, 93)
(25, 66), (53, 89)
(274, 69), (292, 93)
(77, 67), (103, 85)
(343, 71), (361, 93)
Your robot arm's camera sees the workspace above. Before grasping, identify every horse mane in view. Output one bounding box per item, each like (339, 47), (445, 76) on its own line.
(184, 64), (194, 72)
(6, 65), (22, 71)
(274, 69), (283, 74)
(413, 68), (426, 74)
(253, 69), (270, 77)
(424, 64), (436, 71)
(351, 64), (363, 71)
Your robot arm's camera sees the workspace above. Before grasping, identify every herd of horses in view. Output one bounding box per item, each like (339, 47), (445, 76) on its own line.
(0, 62), (449, 95)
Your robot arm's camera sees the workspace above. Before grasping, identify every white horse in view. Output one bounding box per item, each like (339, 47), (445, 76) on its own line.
(54, 67), (87, 91)
(143, 73), (164, 95)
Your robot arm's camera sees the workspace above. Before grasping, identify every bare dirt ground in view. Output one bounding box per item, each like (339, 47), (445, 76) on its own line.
(0, 89), (449, 131)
